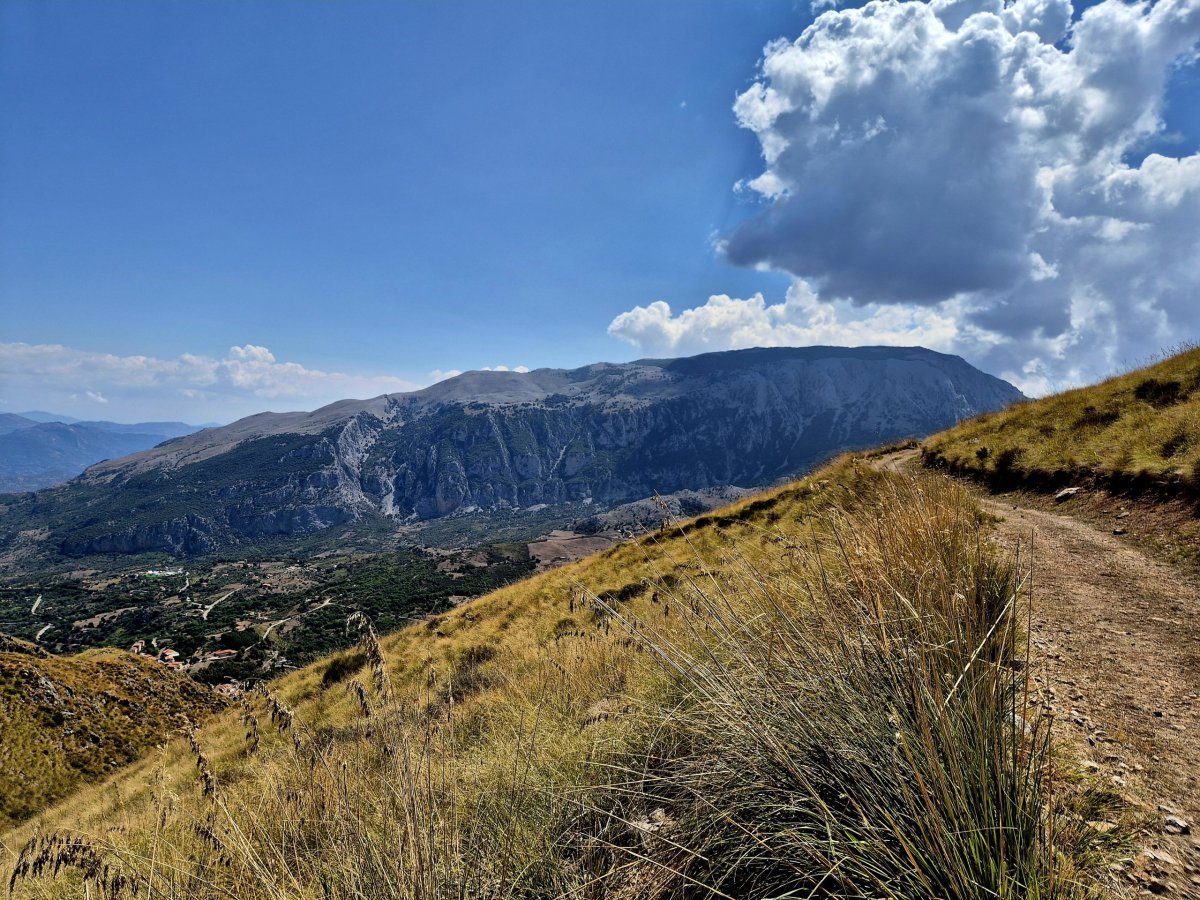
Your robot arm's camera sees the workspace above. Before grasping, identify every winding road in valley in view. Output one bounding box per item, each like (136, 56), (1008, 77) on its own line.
(261, 597), (334, 640)
(201, 589), (237, 621)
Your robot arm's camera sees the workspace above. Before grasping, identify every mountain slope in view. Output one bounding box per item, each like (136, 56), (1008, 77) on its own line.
(0, 637), (226, 829)
(0, 415), (38, 435)
(1, 346), (1021, 560)
(5, 457), (1112, 899)
(922, 346), (1200, 494)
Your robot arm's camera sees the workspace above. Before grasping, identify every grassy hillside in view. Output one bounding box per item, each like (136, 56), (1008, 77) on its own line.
(0, 640), (227, 829)
(923, 346), (1200, 493)
(3, 460), (1122, 898)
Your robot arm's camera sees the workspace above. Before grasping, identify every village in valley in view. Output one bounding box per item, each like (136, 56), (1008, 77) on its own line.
(0, 541), (536, 688)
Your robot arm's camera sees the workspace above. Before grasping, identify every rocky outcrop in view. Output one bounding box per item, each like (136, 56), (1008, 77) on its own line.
(13, 346), (1023, 557)
(61, 514), (219, 556)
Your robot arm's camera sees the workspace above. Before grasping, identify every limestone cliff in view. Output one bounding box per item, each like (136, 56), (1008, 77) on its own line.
(6, 346), (1023, 557)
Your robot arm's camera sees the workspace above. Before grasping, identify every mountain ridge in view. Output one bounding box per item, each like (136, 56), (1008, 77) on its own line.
(79, 345), (1015, 479)
(2, 346), (1022, 562)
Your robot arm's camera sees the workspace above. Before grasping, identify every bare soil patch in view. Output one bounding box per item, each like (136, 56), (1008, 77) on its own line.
(527, 529), (619, 572)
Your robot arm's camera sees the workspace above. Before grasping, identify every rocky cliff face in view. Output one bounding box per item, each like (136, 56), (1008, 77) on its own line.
(8, 347), (1023, 557)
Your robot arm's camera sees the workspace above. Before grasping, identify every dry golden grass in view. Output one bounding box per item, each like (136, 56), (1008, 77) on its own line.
(3, 460), (1127, 898)
(923, 345), (1200, 492)
(0, 646), (227, 830)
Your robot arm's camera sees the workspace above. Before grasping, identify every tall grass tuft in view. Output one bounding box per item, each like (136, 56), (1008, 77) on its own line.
(593, 472), (1064, 899)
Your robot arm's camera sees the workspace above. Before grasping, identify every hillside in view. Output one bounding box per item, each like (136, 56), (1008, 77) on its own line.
(0, 346), (1021, 564)
(3, 458), (1121, 899)
(0, 415), (39, 435)
(922, 347), (1200, 495)
(0, 638), (226, 830)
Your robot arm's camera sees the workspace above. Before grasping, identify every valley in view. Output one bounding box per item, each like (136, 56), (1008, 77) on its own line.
(0, 543), (535, 684)
(0, 346), (1018, 685)
(0, 484), (759, 684)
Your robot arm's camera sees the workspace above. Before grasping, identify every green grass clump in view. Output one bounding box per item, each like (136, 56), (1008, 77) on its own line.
(922, 345), (1200, 492)
(5, 462), (1119, 898)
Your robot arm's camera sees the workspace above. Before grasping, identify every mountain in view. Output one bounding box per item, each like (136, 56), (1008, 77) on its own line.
(16, 411), (82, 424)
(0, 346), (1020, 561)
(0, 414), (39, 435)
(71, 419), (201, 437)
(5, 414), (200, 440)
(0, 417), (204, 492)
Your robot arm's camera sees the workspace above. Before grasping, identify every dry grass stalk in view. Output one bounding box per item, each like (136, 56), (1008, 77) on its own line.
(186, 729), (218, 801)
(9, 831), (132, 898)
(240, 700), (260, 754)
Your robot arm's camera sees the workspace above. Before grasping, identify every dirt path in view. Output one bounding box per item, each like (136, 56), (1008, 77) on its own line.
(882, 450), (1200, 896)
(261, 596), (333, 640)
(201, 589), (237, 621)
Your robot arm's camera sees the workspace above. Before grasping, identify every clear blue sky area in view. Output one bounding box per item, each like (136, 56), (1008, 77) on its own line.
(1, 1), (800, 374)
(2, 0), (1198, 423)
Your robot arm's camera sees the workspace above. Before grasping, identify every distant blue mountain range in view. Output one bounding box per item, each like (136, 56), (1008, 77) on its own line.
(0, 413), (205, 492)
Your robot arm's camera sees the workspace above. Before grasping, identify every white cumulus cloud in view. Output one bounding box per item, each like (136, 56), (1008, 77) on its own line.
(609, 281), (972, 357)
(613, 0), (1200, 393)
(0, 343), (426, 423)
(0, 344), (544, 422)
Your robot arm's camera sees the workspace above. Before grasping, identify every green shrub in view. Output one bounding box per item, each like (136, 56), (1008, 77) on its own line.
(1134, 377), (1185, 407)
(320, 650), (366, 688)
(995, 446), (1022, 473)
(1072, 405), (1120, 429)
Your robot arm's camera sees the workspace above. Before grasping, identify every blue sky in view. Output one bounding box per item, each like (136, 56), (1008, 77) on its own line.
(1, 1), (797, 411)
(2, 0), (1199, 422)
